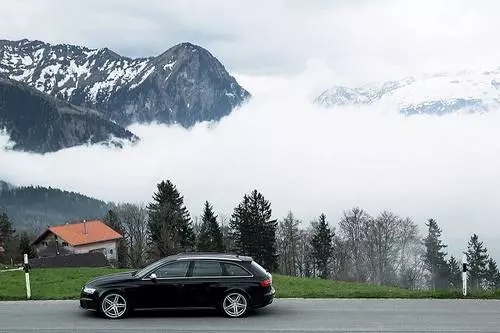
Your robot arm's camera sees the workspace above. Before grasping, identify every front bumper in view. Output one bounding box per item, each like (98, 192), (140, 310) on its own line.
(80, 291), (98, 311)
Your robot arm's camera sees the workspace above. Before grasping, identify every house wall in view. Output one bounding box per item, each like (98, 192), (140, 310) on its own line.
(34, 232), (118, 261)
(73, 240), (118, 261)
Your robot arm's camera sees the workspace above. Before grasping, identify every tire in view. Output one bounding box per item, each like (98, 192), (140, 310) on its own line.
(99, 291), (129, 319)
(220, 291), (249, 318)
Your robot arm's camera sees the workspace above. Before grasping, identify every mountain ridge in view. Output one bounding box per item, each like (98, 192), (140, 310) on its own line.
(314, 70), (500, 116)
(1, 38), (250, 128)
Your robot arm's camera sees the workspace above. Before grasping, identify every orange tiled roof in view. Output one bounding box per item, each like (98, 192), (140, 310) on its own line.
(41, 220), (122, 246)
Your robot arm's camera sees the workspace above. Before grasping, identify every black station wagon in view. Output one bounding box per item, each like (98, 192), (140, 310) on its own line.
(80, 253), (275, 319)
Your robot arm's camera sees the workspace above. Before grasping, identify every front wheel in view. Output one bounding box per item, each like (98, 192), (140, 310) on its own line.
(99, 292), (129, 319)
(221, 292), (249, 318)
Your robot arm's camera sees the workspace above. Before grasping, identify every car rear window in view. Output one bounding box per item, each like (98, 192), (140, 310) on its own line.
(222, 262), (252, 277)
(192, 260), (223, 277)
(251, 261), (269, 276)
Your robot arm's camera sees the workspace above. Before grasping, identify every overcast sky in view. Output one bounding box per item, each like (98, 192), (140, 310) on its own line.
(2, 0), (500, 84)
(1, 0), (500, 258)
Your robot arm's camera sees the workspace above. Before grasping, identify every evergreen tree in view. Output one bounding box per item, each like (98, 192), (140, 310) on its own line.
(422, 219), (449, 289)
(465, 234), (489, 290)
(0, 212), (14, 242)
(147, 180), (195, 258)
(197, 201), (224, 252)
(19, 231), (35, 259)
(310, 213), (334, 279)
(447, 256), (462, 289)
(0, 212), (16, 263)
(485, 258), (500, 290)
(103, 209), (128, 268)
(230, 189), (277, 271)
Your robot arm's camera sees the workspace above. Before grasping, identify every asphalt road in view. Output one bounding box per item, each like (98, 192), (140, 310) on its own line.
(1, 299), (500, 332)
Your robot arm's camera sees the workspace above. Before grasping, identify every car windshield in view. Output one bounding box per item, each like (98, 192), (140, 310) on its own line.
(133, 259), (164, 277)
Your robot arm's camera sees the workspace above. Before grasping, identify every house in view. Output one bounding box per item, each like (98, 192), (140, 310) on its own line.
(31, 220), (123, 261)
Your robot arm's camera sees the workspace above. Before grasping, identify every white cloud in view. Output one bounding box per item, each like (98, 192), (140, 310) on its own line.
(1, 64), (500, 259)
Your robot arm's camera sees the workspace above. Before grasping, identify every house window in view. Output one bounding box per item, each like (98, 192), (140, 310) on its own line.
(62, 242), (68, 247)
(110, 249), (113, 255)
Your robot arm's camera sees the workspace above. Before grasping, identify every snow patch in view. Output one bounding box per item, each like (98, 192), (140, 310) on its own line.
(163, 60), (176, 71)
(129, 66), (155, 90)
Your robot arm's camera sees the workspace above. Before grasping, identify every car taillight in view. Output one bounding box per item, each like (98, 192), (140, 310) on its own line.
(260, 279), (272, 287)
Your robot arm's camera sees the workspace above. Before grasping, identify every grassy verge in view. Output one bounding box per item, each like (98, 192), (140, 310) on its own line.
(1, 267), (499, 300)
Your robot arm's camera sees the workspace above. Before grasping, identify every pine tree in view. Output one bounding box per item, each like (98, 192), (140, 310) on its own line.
(310, 213), (334, 279)
(0, 212), (14, 242)
(197, 201), (224, 253)
(147, 180), (195, 258)
(230, 189), (277, 271)
(485, 258), (500, 290)
(19, 231), (35, 259)
(0, 212), (16, 263)
(422, 219), (449, 289)
(103, 209), (128, 268)
(447, 256), (462, 289)
(465, 234), (489, 290)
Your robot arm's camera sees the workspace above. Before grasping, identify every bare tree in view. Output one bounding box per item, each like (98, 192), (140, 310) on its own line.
(115, 203), (148, 268)
(363, 211), (401, 285)
(396, 217), (420, 281)
(277, 211), (301, 276)
(296, 227), (314, 278)
(339, 207), (371, 281)
(331, 235), (351, 281)
(218, 212), (234, 252)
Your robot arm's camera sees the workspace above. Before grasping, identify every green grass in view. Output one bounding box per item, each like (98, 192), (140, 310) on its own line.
(273, 274), (500, 299)
(1, 268), (499, 301)
(0, 267), (128, 300)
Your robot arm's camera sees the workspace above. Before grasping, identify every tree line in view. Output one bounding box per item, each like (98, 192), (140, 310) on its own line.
(1, 179), (499, 291)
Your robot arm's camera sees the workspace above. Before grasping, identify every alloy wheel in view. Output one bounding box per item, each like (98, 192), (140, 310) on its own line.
(222, 292), (248, 318)
(101, 293), (127, 319)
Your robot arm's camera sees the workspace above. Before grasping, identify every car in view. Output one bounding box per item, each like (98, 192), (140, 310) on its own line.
(80, 253), (275, 319)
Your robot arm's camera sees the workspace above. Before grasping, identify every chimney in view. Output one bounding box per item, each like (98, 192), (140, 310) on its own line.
(83, 219), (87, 235)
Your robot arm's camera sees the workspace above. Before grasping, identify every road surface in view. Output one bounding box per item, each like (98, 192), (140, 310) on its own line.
(1, 299), (500, 332)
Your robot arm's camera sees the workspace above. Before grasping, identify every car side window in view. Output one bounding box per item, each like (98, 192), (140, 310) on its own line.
(154, 261), (189, 278)
(222, 262), (252, 277)
(191, 260), (223, 277)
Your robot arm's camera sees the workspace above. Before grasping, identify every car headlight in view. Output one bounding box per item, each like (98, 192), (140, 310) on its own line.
(83, 286), (96, 294)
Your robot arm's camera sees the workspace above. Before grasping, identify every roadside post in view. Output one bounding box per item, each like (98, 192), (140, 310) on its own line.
(23, 254), (31, 299)
(462, 254), (468, 297)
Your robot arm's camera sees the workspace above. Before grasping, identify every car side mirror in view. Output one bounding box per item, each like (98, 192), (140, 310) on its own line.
(150, 273), (157, 282)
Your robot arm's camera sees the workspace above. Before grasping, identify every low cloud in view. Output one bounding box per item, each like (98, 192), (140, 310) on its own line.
(1, 66), (500, 259)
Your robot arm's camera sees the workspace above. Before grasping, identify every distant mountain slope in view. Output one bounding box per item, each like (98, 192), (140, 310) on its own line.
(1, 39), (250, 127)
(0, 77), (138, 153)
(0, 181), (111, 231)
(314, 70), (500, 115)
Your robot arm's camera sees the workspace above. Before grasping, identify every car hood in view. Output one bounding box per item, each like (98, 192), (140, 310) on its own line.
(86, 271), (137, 286)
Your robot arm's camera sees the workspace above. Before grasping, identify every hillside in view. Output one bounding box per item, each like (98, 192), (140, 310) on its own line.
(0, 182), (110, 231)
(0, 77), (138, 153)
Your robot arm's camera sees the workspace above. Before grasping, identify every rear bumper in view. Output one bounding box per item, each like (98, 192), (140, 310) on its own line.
(253, 286), (275, 308)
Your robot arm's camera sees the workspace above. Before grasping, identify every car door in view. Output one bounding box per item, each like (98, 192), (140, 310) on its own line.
(182, 260), (225, 307)
(135, 260), (190, 309)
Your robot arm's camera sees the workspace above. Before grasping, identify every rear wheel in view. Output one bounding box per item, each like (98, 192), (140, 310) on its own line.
(221, 292), (249, 318)
(99, 292), (129, 319)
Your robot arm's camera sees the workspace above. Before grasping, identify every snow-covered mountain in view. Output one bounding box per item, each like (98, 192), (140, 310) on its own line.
(0, 39), (250, 127)
(314, 70), (500, 115)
